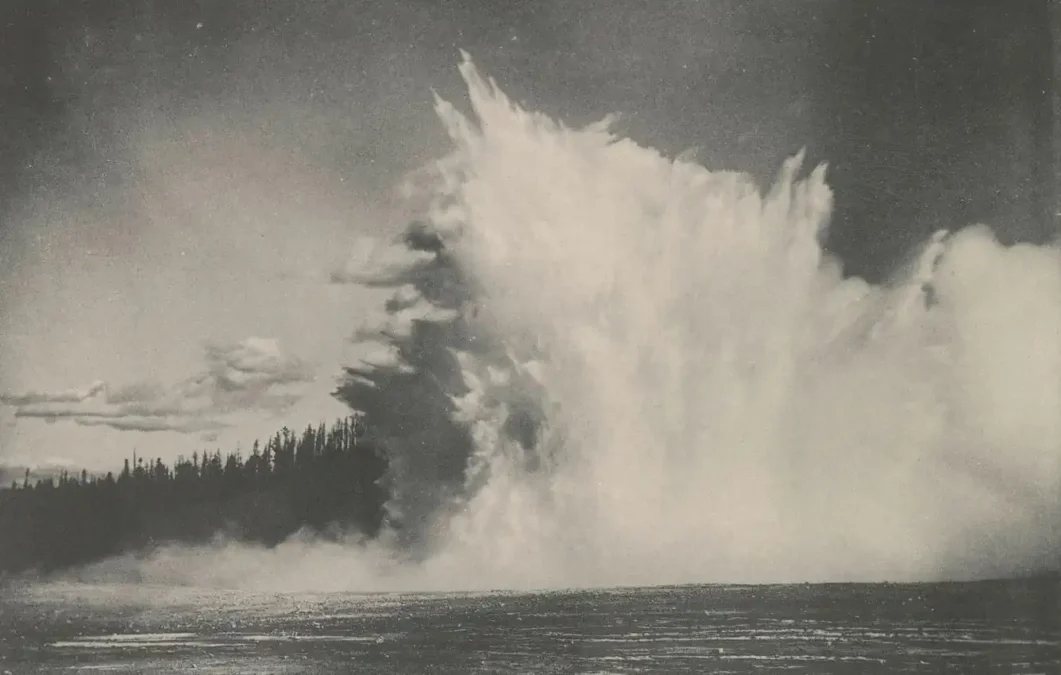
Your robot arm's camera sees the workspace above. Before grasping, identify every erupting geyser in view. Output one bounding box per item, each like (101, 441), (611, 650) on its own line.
(370, 53), (1061, 588)
(88, 54), (1061, 593)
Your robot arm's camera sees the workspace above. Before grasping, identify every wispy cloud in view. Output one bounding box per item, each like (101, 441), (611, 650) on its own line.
(330, 235), (437, 286)
(352, 285), (460, 344)
(0, 381), (107, 406)
(1, 338), (314, 434)
(72, 416), (229, 434)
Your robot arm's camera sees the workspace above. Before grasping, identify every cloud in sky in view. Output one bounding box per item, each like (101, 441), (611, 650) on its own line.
(353, 287), (460, 345)
(0, 338), (314, 435)
(333, 234), (461, 347)
(0, 381), (108, 407)
(332, 239), (461, 380)
(331, 235), (437, 287)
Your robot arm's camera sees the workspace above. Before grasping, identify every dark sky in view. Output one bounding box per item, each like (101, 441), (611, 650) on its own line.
(812, 1), (1056, 279)
(0, 0), (1055, 282)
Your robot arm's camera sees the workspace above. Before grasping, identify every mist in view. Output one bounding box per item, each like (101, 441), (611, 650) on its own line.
(42, 54), (1060, 595)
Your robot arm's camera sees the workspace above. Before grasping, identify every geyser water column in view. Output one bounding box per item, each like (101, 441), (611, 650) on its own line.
(367, 52), (1061, 590)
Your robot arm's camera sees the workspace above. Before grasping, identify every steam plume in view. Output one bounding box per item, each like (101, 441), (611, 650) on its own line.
(64, 54), (1061, 592)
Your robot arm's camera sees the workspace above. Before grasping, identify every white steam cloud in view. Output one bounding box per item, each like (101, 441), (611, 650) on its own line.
(58, 54), (1060, 593)
(414, 56), (1061, 586)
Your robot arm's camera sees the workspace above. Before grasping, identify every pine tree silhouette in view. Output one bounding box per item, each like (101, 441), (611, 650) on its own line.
(0, 417), (387, 576)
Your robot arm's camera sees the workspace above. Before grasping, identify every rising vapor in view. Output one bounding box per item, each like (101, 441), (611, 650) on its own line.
(62, 54), (1061, 592)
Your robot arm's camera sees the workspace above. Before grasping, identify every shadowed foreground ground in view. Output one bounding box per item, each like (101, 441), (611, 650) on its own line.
(1, 578), (1057, 673)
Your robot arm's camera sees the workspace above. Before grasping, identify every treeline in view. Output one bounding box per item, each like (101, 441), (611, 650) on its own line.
(0, 417), (388, 576)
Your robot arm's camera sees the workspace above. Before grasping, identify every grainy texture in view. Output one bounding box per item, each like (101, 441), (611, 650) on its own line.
(2, 580), (1058, 673)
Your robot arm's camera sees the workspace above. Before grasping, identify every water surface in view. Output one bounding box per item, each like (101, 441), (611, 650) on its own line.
(2, 579), (1057, 673)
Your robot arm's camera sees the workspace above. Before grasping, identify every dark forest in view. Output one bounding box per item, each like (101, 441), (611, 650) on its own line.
(0, 417), (388, 577)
